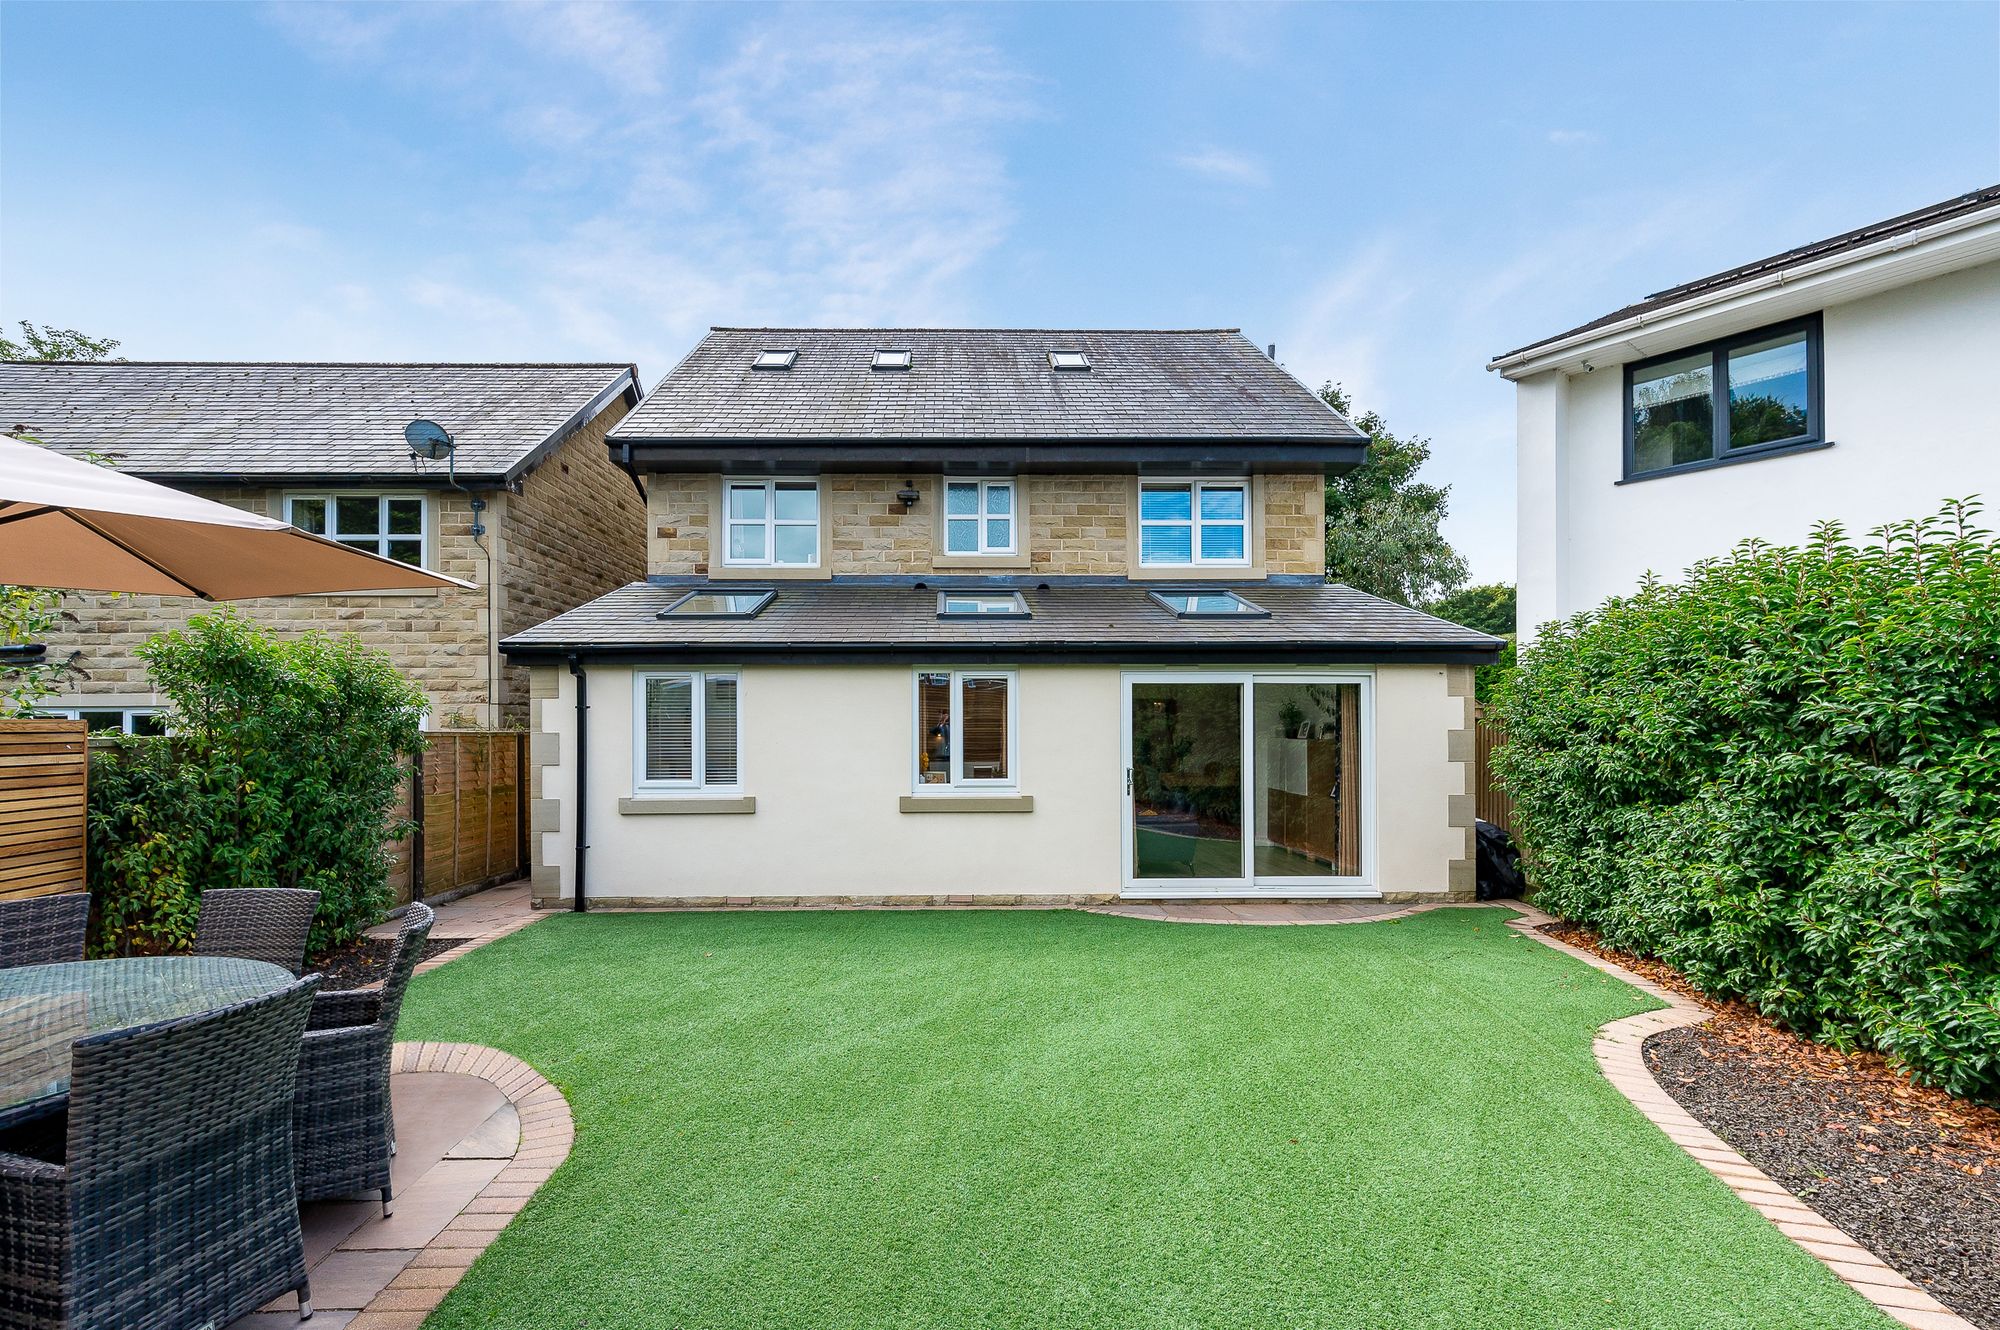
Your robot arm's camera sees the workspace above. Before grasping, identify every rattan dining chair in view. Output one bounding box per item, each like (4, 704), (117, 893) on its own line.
(294, 901), (434, 1215)
(0, 894), (91, 970)
(0, 973), (322, 1328)
(193, 887), (321, 975)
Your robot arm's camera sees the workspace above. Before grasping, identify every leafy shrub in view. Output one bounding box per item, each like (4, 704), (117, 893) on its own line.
(1492, 501), (1999, 1101)
(87, 611), (427, 957)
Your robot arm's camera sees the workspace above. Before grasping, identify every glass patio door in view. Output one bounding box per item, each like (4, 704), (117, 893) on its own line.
(1128, 680), (1246, 883)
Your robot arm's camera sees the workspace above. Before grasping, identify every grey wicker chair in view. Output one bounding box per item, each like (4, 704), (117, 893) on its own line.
(193, 887), (321, 975)
(0, 895), (91, 971)
(0, 974), (322, 1328)
(294, 901), (434, 1215)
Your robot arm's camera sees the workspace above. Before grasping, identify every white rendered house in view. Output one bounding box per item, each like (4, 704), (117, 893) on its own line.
(1490, 185), (2000, 643)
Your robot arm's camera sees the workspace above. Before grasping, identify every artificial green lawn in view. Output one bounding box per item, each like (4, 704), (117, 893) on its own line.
(397, 907), (1891, 1330)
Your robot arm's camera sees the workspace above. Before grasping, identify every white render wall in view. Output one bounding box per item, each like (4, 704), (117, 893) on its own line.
(528, 662), (1471, 903)
(1515, 258), (2000, 642)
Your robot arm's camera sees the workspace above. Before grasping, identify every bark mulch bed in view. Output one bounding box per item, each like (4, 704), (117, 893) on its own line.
(310, 935), (473, 990)
(1542, 921), (2000, 1330)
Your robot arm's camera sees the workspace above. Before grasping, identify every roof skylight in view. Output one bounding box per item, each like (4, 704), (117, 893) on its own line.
(872, 349), (912, 371)
(937, 591), (1029, 618)
(752, 349), (797, 371)
(1048, 350), (1091, 371)
(661, 589), (776, 619)
(1149, 590), (1269, 619)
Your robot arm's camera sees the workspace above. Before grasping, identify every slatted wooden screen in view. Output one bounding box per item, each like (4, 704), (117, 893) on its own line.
(409, 731), (524, 903)
(0, 718), (88, 899)
(1473, 707), (1515, 835)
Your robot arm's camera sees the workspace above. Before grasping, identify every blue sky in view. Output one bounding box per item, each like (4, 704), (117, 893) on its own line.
(4, 2), (1995, 582)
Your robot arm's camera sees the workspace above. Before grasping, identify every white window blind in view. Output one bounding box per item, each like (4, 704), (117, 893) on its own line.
(638, 671), (740, 790)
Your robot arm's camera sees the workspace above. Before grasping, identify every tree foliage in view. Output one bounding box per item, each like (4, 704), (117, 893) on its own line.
(1318, 383), (1468, 606)
(1493, 501), (2000, 1100)
(0, 321), (121, 362)
(87, 611), (428, 957)
(1426, 583), (1515, 636)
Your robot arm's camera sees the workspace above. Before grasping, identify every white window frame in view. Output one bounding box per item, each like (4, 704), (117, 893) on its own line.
(942, 479), (1017, 557)
(721, 479), (820, 568)
(1137, 479), (1251, 567)
(284, 492), (430, 569)
(632, 670), (743, 794)
(910, 668), (1018, 793)
(40, 706), (162, 735)
(1119, 669), (1375, 897)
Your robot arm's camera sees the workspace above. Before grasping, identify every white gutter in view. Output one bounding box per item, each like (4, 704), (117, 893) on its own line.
(1488, 204), (2000, 379)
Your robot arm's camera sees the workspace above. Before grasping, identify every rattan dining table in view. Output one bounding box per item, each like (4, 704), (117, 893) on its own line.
(0, 956), (295, 1131)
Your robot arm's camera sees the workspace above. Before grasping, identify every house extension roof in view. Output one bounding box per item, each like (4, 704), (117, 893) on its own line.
(500, 580), (1504, 665)
(0, 361), (641, 485)
(610, 329), (1364, 472)
(1489, 183), (2000, 370)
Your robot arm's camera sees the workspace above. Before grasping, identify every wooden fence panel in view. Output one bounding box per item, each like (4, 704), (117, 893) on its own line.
(410, 731), (524, 902)
(1473, 708), (1515, 835)
(0, 719), (88, 900)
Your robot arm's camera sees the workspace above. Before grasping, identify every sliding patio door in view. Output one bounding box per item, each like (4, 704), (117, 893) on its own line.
(1124, 673), (1370, 896)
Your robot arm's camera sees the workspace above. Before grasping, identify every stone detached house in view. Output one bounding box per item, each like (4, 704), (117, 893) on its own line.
(0, 361), (645, 728)
(502, 329), (1503, 909)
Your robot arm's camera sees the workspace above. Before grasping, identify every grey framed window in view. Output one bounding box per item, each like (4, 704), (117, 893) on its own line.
(660, 589), (775, 619)
(937, 591), (1029, 618)
(1148, 590), (1270, 618)
(1624, 315), (1824, 481)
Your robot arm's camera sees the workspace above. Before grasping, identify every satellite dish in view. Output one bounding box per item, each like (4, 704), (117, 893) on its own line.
(404, 419), (454, 461)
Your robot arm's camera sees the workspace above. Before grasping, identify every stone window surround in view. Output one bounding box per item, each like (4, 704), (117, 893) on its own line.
(708, 475), (833, 581)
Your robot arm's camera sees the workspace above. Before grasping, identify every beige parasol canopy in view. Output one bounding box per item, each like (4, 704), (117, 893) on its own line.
(0, 436), (473, 598)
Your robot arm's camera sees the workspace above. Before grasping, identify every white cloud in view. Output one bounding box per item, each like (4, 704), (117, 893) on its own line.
(1172, 148), (1270, 187)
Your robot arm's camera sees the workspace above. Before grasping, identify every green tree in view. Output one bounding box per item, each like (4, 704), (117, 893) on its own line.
(0, 321), (121, 362)
(1425, 583), (1515, 636)
(1319, 383), (1468, 606)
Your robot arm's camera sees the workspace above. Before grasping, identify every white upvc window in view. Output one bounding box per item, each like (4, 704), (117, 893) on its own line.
(39, 707), (164, 736)
(286, 494), (428, 567)
(943, 479), (1016, 556)
(1138, 480), (1250, 566)
(633, 671), (742, 792)
(913, 670), (1016, 791)
(723, 480), (819, 567)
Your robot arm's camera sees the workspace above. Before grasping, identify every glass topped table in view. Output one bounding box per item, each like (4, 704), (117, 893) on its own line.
(0, 956), (294, 1130)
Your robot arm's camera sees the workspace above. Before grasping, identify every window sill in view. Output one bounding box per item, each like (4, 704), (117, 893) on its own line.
(709, 565), (830, 581)
(1619, 438), (1832, 485)
(619, 795), (757, 815)
(933, 552), (1031, 570)
(299, 586), (449, 600)
(898, 794), (1034, 814)
(1129, 565), (1261, 581)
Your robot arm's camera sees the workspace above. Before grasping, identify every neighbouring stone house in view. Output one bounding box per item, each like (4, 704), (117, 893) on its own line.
(0, 361), (646, 728)
(503, 328), (1503, 909)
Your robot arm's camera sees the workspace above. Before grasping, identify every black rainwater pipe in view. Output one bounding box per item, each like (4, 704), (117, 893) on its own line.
(567, 653), (588, 912)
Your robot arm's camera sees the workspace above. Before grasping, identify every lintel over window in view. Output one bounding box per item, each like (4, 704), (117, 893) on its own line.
(1624, 314), (1823, 480)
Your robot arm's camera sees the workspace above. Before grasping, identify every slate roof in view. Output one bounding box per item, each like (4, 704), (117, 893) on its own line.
(1491, 183), (2000, 365)
(500, 580), (1504, 664)
(612, 329), (1362, 446)
(0, 361), (640, 482)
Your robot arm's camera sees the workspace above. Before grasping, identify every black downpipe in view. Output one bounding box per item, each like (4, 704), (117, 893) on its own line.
(567, 653), (589, 912)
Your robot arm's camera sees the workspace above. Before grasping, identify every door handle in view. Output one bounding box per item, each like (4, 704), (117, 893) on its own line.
(1125, 767), (1133, 796)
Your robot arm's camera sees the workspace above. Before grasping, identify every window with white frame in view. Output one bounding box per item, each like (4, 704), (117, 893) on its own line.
(723, 480), (819, 567)
(914, 670), (1014, 789)
(286, 494), (427, 567)
(943, 479), (1016, 556)
(634, 671), (741, 791)
(39, 707), (164, 736)
(1138, 480), (1249, 565)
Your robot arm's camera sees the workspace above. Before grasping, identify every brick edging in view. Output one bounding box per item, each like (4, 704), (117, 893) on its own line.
(412, 910), (547, 979)
(347, 1042), (575, 1328)
(1501, 903), (1976, 1330)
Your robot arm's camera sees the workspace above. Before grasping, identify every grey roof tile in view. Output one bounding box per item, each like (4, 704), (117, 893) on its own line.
(501, 581), (1503, 662)
(612, 329), (1361, 446)
(0, 361), (638, 480)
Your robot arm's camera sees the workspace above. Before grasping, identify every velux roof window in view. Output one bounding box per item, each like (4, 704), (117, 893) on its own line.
(1047, 350), (1091, 371)
(1149, 590), (1269, 619)
(872, 349), (912, 370)
(752, 349), (797, 370)
(660, 589), (775, 619)
(937, 591), (1029, 618)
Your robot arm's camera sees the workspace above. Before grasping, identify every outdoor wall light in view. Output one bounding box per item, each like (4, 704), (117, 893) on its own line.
(897, 482), (921, 510)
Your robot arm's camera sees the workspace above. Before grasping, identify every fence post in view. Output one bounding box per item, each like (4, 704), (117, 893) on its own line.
(410, 745), (426, 903)
(516, 731), (529, 882)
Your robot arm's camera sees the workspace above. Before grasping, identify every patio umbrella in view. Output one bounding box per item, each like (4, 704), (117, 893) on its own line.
(0, 436), (472, 598)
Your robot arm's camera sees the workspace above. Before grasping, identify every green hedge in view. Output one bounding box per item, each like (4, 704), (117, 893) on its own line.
(1492, 501), (1999, 1100)
(86, 611), (426, 958)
